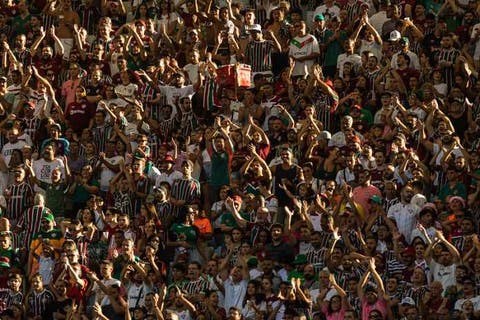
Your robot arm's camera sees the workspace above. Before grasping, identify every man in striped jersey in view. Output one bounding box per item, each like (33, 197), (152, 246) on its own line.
(244, 24), (282, 77)
(170, 160), (201, 218)
(15, 193), (51, 249)
(184, 261), (210, 298)
(25, 273), (55, 319)
(437, 33), (460, 90)
(4, 166), (33, 227)
(91, 110), (113, 153)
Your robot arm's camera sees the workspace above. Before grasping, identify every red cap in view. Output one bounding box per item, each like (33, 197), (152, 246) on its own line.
(403, 246), (415, 256)
(163, 155), (175, 163)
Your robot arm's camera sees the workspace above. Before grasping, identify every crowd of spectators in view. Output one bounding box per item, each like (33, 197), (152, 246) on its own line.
(0, 0), (479, 319)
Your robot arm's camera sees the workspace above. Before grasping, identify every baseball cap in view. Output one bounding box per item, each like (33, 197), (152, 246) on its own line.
(400, 37), (410, 45)
(51, 123), (62, 131)
(401, 297), (415, 306)
(370, 195), (382, 204)
(42, 212), (55, 222)
(449, 196), (465, 207)
(249, 24), (262, 32)
(319, 131), (331, 140)
(314, 14), (325, 21)
(389, 30), (401, 41)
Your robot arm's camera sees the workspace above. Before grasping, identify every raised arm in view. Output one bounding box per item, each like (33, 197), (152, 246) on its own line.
(368, 258), (385, 296)
(30, 27), (47, 57)
(357, 267), (371, 300)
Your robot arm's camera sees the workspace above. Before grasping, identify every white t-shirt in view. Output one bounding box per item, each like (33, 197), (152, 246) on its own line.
(1, 140), (27, 165)
(455, 296), (480, 311)
(97, 278), (122, 305)
(289, 34), (320, 77)
(391, 51), (421, 70)
(115, 83), (138, 98)
(159, 85), (195, 117)
(153, 170), (183, 187)
(32, 158), (66, 192)
(430, 260), (456, 293)
(369, 11), (388, 33)
(126, 282), (152, 309)
(183, 63), (199, 85)
(337, 53), (362, 78)
(223, 278), (247, 311)
(100, 156), (124, 191)
(313, 4), (340, 22)
(387, 202), (419, 243)
(359, 39), (382, 60)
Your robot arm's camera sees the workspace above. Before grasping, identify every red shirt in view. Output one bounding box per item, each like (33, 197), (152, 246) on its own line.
(65, 99), (95, 133)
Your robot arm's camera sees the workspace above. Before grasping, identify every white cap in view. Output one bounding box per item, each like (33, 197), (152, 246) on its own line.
(249, 24), (262, 32)
(389, 30), (401, 41)
(400, 297), (415, 306)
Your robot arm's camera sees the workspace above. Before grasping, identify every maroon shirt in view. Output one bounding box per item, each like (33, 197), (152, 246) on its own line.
(65, 99), (95, 133)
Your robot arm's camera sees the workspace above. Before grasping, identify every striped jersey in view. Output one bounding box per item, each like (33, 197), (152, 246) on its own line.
(78, 5), (101, 36)
(133, 176), (150, 215)
(170, 177), (201, 217)
(6, 182), (33, 222)
(26, 289), (55, 318)
(92, 125), (113, 153)
(345, 0), (362, 23)
(157, 117), (177, 141)
(17, 205), (52, 248)
(113, 191), (134, 217)
(437, 47), (460, 89)
(183, 277), (210, 295)
(245, 40), (275, 73)
(312, 88), (339, 132)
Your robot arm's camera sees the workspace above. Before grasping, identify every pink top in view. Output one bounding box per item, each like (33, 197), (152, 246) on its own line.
(321, 304), (346, 320)
(361, 297), (387, 320)
(353, 185), (382, 216)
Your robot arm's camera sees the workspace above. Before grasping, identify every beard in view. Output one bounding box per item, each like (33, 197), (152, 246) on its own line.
(304, 273), (315, 280)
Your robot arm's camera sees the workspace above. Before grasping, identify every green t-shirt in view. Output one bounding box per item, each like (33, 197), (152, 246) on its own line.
(38, 181), (68, 217)
(324, 30), (347, 67)
(438, 182), (467, 201)
(209, 149), (231, 186)
(73, 179), (100, 204)
(171, 223), (197, 244)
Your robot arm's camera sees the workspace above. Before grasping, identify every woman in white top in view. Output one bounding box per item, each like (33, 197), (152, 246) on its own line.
(156, 0), (180, 34)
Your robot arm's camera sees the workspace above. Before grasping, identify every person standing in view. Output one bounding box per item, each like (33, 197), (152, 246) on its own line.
(271, 148), (301, 223)
(289, 20), (320, 78)
(15, 194), (52, 249)
(244, 24), (281, 77)
(170, 160), (201, 219)
(437, 33), (460, 90)
(4, 166), (33, 227)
